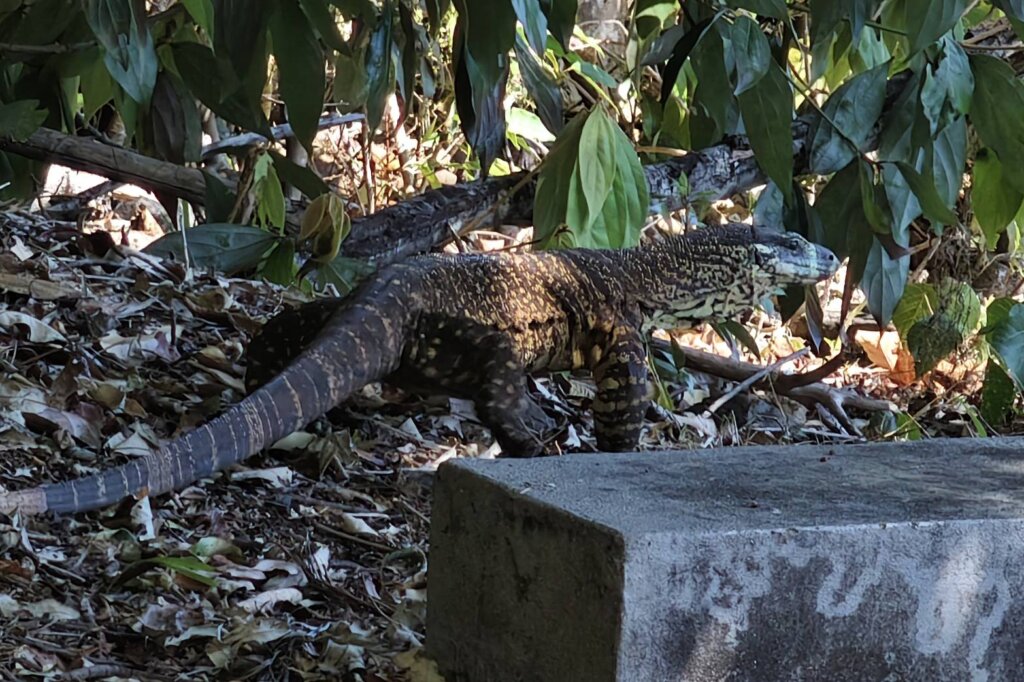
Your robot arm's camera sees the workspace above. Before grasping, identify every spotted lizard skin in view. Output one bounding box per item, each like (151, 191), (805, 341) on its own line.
(0, 224), (838, 515)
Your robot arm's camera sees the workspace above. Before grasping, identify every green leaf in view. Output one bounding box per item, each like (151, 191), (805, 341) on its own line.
(809, 62), (888, 174)
(858, 159), (893, 235)
(182, 0), (214, 35)
(0, 100), (47, 140)
(542, 0), (576, 48)
(986, 303), (1024, 388)
(364, 3), (395, 130)
(993, 0), (1024, 21)
(460, 0), (516, 84)
(737, 63), (793, 202)
(172, 42), (271, 136)
(973, 148), (1024, 249)
(143, 224), (279, 275)
(269, 149), (330, 199)
(726, 0), (786, 19)
(513, 34), (563, 135)
(903, 0), (967, 55)
(893, 161), (958, 226)
(512, 0), (547, 55)
(860, 237), (907, 325)
(892, 282), (937, 339)
(577, 107), (617, 220)
(689, 25), (733, 148)
(906, 314), (960, 376)
(144, 71), (202, 164)
(253, 154), (286, 230)
(813, 160), (871, 271)
(729, 15), (770, 94)
(298, 0), (347, 52)
(85, 0), (158, 106)
(981, 360), (1016, 426)
(148, 556), (218, 586)
(262, 240), (297, 285)
(920, 36), (972, 134)
(969, 54), (1024, 195)
(312, 255), (377, 295)
(535, 107), (649, 249)
(931, 116), (967, 213)
(713, 319), (761, 359)
(534, 112), (587, 245)
(270, 0), (325, 153)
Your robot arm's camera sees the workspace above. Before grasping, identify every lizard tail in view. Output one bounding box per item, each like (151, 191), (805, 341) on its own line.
(0, 297), (412, 516)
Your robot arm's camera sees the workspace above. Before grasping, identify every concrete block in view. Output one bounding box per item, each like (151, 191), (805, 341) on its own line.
(426, 439), (1024, 681)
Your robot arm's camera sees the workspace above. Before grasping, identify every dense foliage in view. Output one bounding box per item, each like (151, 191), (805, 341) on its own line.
(2, 0), (1024, 424)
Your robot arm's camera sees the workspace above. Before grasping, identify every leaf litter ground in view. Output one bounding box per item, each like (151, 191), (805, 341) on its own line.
(0, 207), (1010, 680)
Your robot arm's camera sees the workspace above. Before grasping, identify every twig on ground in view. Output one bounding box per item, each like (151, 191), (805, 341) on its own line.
(666, 340), (895, 436)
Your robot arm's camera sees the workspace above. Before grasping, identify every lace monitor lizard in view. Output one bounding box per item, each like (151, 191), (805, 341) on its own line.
(0, 223), (839, 516)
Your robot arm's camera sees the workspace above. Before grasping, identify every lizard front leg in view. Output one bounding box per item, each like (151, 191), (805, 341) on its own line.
(590, 323), (651, 451)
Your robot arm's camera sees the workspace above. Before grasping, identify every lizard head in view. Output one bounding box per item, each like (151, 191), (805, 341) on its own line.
(640, 223), (840, 327)
(746, 226), (840, 286)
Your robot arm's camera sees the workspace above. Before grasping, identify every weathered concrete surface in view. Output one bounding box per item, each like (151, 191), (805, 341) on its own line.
(426, 438), (1024, 682)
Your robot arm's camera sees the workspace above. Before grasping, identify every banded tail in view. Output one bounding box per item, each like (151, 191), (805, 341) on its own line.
(0, 298), (411, 516)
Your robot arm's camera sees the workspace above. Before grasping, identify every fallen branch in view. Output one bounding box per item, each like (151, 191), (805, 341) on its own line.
(666, 341), (896, 436)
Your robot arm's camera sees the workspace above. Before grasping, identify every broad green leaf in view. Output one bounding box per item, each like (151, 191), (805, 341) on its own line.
(253, 154), (286, 230)
(182, 0), (214, 35)
(536, 108), (648, 249)
(860, 237), (907, 325)
(143, 224), (279, 275)
(269, 149), (330, 199)
(85, 0), (158, 106)
(850, 25), (890, 71)
(920, 36), (972, 134)
(513, 34), (563, 135)
(981, 360), (1016, 426)
(0, 100), (47, 140)
(313, 255), (376, 295)
(454, 27), (508, 175)
(969, 54), (1024, 194)
(737, 64), (793, 202)
(460, 0), (516, 84)
(270, 0), (325, 153)
(906, 314), (961, 376)
(689, 25), (732, 147)
(858, 159), (893, 235)
(813, 160), (867, 263)
(534, 111), (587, 245)
(892, 282), (937, 339)
(145, 71), (202, 164)
(512, 0), (547, 55)
(728, 16), (770, 94)
(543, 0), (577, 48)
(993, 0), (1024, 21)
(903, 0), (967, 55)
(262, 240), (297, 285)
(80, 49), (116, 120)
(333, 50), (368, 108)
(809, 62), (888, 174)
(930, 116), (967, 213)
(986, 303), (1024, 388)
(578, 107), (617, 219)
(148, 556), (218, 586)
(712, 320), (761, 359)
(893, 161), (958, 225)
(298, 0), (347, 52)
(172, 42), (271, 136)
(214, 0), (270, 81)
(727, 0), (786, 19)
(972, 148), (1024, 249)
(364, 4), (394, 130)
(882, 163), (921, 237)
